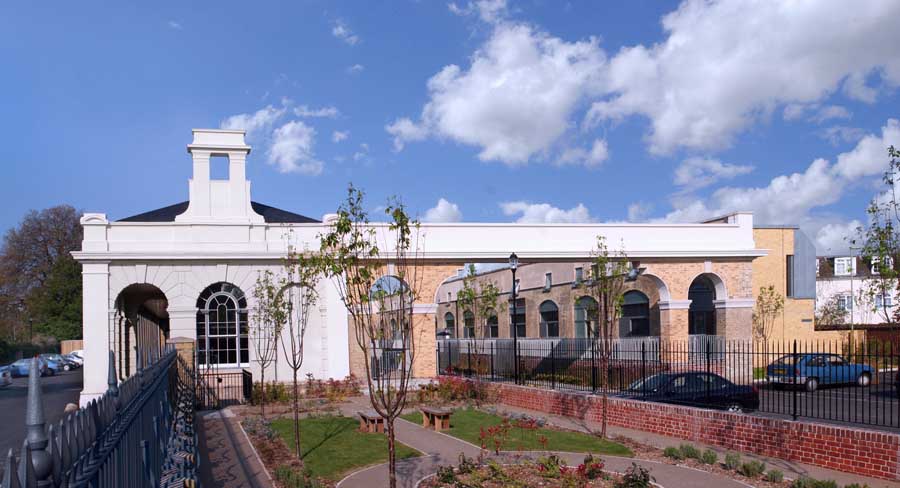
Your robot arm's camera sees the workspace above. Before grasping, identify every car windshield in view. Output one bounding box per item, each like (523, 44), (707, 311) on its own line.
(628, 374), (671, 391)
(772, 355), (798, 366)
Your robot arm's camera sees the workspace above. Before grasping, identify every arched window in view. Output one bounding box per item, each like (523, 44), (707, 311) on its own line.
(509, 298), (526, 338)
(621, 291), (650, 337)
(574, 296), (598, 338)
(463, 310), (475, 338)
(485, 311), (499, 338)
(688, 275), (717, 335)
(539, 300), (559, 338)
(196, 282), (249, 367)
(443, 312), (456, 338)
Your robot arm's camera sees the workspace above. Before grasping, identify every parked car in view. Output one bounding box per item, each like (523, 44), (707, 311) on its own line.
(0, 366), (11, 388)
(39, 355), (64, 375)
(41, 353), (77, 371)
(621, 372), (759, 412)
(63, 353), (83, 367)
(8, 358), (49, 377)
(766, 353), (873, 392)
(69, 349), (84, 361)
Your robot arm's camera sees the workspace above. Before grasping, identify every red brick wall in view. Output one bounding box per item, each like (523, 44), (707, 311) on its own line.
(495, 383), (899, 480)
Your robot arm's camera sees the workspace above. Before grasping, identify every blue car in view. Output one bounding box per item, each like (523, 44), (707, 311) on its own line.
(767, 353), (873, 392)
(7, 358), (50, 377)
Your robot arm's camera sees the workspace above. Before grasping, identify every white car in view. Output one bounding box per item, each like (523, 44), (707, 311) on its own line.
(69, 350), (84, 361)
(0, 367), (11, 388)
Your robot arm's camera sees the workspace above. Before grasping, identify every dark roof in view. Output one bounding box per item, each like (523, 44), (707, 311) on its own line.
(118, 201), (319, 223)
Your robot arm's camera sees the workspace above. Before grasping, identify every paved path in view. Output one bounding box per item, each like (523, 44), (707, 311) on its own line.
(336, 401), (751, 488)
(197, 409), (271, 488)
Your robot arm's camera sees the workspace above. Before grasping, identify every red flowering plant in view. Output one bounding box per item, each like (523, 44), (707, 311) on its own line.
(478, 419), (511, 454)
(576, 454), (605, 480)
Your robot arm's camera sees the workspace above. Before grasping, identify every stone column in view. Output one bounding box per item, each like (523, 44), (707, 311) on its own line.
(80, 261), (110, 407)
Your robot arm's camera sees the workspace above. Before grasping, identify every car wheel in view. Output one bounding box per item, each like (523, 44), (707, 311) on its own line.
(726, 403), (743, 413)
(63, 365), (71, 372)
(857, 373), (871, 387)
(805, 378), (818, 392)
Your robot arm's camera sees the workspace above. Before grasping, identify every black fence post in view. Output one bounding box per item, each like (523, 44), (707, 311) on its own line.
(705, 339), (711, 402)
(490, 341), (495, 381)
(641, 341), (647, 400)
(792, 339), (798, 421)
(467, 343), (472, 377)
(550, 345), (556, 390)
(591, 338), (597, 392)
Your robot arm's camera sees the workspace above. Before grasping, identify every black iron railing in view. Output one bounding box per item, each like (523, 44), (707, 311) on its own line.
(0, 348), (200, 488)
(196, 369), (252, 410)
(437, 337), (900, 430)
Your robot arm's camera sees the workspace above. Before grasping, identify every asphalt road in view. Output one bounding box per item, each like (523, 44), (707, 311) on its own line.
(0, 369), (83, 457)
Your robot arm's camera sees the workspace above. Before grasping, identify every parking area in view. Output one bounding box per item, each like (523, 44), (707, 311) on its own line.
(0, 369), (82, 456)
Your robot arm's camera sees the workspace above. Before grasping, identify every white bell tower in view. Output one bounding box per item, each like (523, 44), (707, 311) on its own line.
(175, 129), (265, 223)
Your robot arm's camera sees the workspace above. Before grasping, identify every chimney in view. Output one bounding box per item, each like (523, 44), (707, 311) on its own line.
(175, 129), (264, 223)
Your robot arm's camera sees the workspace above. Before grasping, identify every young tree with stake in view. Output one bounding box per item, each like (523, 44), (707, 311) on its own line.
(250, 269), (287, 418)
(320, 185), (422, 488)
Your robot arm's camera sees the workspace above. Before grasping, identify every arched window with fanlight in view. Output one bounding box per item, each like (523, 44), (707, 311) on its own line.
(539, 300), (559, 337)
(485, 310), (499, 338)
(621, 290), (650, 337)
(463, 310), (475, 338)
(574, 296), (598, 338)
(196, 282), (249, 367)
(443, 312), (456, 338)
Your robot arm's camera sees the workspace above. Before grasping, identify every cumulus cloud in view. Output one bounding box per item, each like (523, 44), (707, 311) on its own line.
(673, 157), (754, 192)
(818, 126), (866, 146)
(659, 120), (900, 249)
(587, 1), (900, 154)
(332, 20), (359, 45)
(352, 143), (370, 162)
(784, 103), (852, 124)
(627, 201), (653, 222)
(294, 105), (339, 118)
(167, 20), (183, 30)
(386, 117), (428, 151)
(387, 23), (605, 165)
(500, 201), (593, 223)
(347, 64), (365, 75)
(448, 0), (508, 24)
(557, 139), (609, 167)
(268, 121), (323, 175)
(816, 220), (863, 255)
(424, 198), (463, 222)
(220, 105), (286, 140)
(332, 130), (349, 143)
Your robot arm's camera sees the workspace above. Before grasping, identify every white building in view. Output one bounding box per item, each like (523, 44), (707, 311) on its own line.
(815, 255), (896, 328)
(74, 129), (771, 406)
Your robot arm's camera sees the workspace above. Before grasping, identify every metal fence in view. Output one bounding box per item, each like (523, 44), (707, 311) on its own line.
(195, 369), (252, 410)
(0, 348), (201, 488)
(437, 337), (900, 430)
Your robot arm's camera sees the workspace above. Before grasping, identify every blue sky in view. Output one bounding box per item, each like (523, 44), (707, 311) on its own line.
(2, 1), (899, 254)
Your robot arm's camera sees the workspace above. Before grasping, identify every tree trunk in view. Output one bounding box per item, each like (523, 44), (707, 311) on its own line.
(387, 417), (397, 488)
(260, 369), (266, 419)
(292, 369), (301, 458)
(601, 392), (608, 438)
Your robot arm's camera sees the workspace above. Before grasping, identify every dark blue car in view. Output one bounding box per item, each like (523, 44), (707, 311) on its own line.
(622, 372), (760, 412)
(766, 354), (873, 392)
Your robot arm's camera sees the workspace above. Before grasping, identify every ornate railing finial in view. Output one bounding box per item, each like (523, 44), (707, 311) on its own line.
(24, 358), (51, 484)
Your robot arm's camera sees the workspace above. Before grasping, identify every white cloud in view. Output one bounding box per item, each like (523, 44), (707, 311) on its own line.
(220, 105), (286, 140)
(332, 20), (359, 46)
(448, 0), (508, 24)
(659, 120), (900, 250)
(818, 126), (866, 146)
(332, 130), (349, 143)
(627, 201), (653, 222)
(424, 198), (463, 222)
(167, 20), (183, 30)
(268, 121), (323, 175)
(783, 103), (852, 124)
(347, 64), (365, 75)
(388, 23), (605, 165)
(673, 157), (753, 192)
(352, 143), (370, 162)
(816, 220), (862, 255)
(293, 105), (339, 118)
(557, 139), (609, 167)
(500, 201), (593, 223)
(386, 118), (428, 151)
(587, 1), (900, 154)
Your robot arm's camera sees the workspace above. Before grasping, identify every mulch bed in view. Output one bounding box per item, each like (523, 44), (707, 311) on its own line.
(419, 463), (621, 488)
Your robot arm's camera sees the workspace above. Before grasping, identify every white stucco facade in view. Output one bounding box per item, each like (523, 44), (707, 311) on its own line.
(74, 129), (769, 406)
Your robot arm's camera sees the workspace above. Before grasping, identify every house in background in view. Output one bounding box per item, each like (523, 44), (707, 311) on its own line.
(816, 255), (897, 342)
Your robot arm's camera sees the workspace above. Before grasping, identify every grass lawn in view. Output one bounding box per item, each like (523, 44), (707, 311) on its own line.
(400, 408), (632, 456)
(271, 416), (421, 480)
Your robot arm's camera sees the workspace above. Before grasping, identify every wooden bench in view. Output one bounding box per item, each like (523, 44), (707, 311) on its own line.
(421, 406), (453, 431)
(358, 411), (384, 433)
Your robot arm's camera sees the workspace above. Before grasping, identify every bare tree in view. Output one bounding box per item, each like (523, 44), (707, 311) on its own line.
(320, 186), (422, 488)
(815, 293), (849, 329)
(456, 264), (501, 393)
(250, 269), (287, 418)
(279, 248), (322, 459)
(582, 236), (632, 439)
(753, 285), (785, 344)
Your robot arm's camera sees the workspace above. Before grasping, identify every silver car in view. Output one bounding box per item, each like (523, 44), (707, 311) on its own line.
(0, 367), (11, 388)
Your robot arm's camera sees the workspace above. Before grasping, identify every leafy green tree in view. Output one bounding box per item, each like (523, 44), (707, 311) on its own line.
(814, 294), (848, 329)
(28, 254), (82, 340)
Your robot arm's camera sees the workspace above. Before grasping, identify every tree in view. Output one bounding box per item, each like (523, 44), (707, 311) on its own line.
(250, 269), (287, 418)
(0, 205), (82, 342)
(582, 236), (631, 439)
(814, 293), (848, 329)
(456, 264), (502, 381)
(320, 185), (422, 488)
(279, 249), (322, 459)
(753, 285), (784, 343)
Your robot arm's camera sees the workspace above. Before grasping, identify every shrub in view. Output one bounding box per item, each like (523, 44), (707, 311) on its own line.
(252, 381), (292, 405)
(737, 460), (766, 478)
(275, 465), (319, 488)
(843, 484), (870, 488)
(436, 465), (457, 483)
(576, 454), (605, 480)
(724, 453), (741, 471)
(615, 462), (654, 488)
(791, 477), (838, 488)
(536, 454), (565, 478)
(700, 449), (717, 465)
(679, 444), (701, 460)
(663, 447), (684, 460)
(765, 470), (784, 483)
(304, 373), (361, 401)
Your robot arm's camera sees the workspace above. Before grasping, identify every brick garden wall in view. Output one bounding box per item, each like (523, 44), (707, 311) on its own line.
(495, 382), (899, 480)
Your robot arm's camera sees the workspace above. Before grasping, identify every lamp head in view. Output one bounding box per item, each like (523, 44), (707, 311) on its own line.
(509, 252), (519, 271)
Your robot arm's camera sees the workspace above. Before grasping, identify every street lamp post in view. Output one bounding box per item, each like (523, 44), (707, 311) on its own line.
(509, 253), (519, 385)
